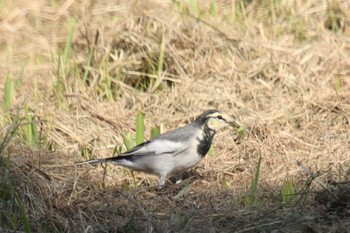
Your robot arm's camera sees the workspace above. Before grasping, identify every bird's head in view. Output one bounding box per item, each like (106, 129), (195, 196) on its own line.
(195, 109), (242, 132)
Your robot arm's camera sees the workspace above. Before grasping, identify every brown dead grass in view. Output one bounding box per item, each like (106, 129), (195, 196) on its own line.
(1, 0), (350, 232)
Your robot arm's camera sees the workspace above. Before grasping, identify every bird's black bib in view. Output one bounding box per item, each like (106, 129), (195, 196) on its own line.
(196, 126), (215, 157)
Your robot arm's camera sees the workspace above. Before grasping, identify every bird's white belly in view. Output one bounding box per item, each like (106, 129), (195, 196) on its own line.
(126, 151), (200, 176)
(167, 151), (201, 175)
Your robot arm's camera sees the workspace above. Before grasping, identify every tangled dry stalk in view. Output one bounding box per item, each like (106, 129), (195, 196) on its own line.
(0, 0), (350, 232)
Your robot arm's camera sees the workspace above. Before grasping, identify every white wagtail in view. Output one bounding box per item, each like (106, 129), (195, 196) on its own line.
(75, 109), (241, 187)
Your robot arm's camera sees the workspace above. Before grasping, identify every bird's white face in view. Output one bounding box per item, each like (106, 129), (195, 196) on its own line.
(206, 111), (240, 131)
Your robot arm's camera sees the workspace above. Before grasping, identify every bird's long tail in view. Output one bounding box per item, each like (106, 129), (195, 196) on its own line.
(74, 156), (121, 166)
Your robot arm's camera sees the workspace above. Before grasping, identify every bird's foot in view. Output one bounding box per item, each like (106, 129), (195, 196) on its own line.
(175, 174), (183, 184)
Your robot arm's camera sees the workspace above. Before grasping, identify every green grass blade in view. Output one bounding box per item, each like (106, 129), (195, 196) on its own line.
(122, 132), (135, 150)
(281, 179), (296, 207)
(0, 118), (22, 156)
(2, 70), (23, 111)
(25, 112), (33, 146)
(237, 126), (246, 136)
(189, 0), (200, 18)
(81, 145), (91, 160)
(0, 116), (30, 232)
(55, 17), (78, 101)
(24, 111), (39, 147)
(15, 64), (25, 89)
(31, 117), (39, 147)
(54, 51), (68, 108)
(63, 17), (78, 65)
(151, 35), (166, 92)
(150, 125), (161, 139)
(251, 156), (262, 204)
(334, 76), (342, 92)
(210, 0), (218, 17)
(2, 76), (13, 110)
(208, 145), (214, 158)
(157, 36), (165, 78)
(13, 190), (31, 233)
(245, 155), (262, 206)
(136, 111), (144, 145)
(83, 47), (94, 83)
(104, 75), (113, 101)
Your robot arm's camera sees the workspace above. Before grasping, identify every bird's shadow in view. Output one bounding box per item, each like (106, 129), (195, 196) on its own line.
(169, 170), (202, 184)
(115, 170), (204, 195)
(151, 170), (203, 195)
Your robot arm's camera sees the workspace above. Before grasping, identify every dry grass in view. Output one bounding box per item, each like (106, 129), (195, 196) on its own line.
(0, 0), (350, 232)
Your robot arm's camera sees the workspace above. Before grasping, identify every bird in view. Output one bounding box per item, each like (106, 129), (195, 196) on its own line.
(75, 109), (241, 188)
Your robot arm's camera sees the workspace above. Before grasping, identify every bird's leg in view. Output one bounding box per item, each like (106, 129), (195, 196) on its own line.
(175, 174), (183, 184)
(130, 171), (136, 185)
(158, 175), (166, 189)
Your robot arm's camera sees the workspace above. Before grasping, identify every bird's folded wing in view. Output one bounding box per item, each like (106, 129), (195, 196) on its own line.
(120, 139), (188, 157)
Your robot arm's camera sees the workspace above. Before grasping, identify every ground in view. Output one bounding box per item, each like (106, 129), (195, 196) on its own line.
(0, 0), (349, 232)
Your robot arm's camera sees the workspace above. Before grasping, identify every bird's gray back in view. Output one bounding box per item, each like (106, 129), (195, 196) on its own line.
(154, 122), (200, 142)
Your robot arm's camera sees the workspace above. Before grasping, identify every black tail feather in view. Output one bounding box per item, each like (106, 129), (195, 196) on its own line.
(74, 156), (123, 166)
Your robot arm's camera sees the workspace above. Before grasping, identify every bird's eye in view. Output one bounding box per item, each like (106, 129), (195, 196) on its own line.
(217, 115), (223, 120)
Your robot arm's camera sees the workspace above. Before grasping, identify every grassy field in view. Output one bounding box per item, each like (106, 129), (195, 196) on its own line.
(1, 0), (350, 232)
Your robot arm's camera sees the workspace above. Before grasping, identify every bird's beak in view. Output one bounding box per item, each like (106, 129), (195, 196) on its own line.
(230, 119), (242, 129)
